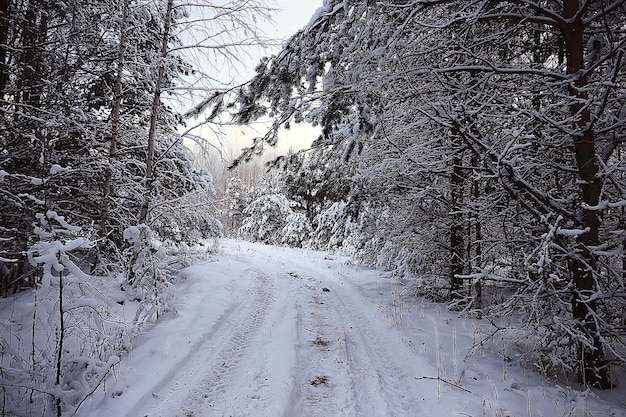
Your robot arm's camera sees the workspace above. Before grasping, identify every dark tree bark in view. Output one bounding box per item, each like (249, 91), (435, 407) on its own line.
(139, 0), (173, 225)
(450, 152), (465, 298)
(17, 0), (46, 112)
(470, 153), (483, 318)
(0, 0), (49, 292)
(101, 0), (130, 238)
(562, 0), (611, 389)
(0, 0), (10, 95)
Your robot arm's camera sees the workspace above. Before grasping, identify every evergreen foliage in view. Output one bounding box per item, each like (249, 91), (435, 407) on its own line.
(232, 0), (626, 389)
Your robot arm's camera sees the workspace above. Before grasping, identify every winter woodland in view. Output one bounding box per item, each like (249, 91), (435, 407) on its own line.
(1, 0), (625, 416)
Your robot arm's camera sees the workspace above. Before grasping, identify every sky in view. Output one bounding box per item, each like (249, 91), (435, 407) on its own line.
(187, 0), (325, 166)
(268, 0), (324, 41)
(252, 0), (325, 150)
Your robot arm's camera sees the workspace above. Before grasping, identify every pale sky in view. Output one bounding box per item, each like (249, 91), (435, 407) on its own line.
(254, 0), (324, 150)
(232, 0), (324, 81)
(269, 0), (323, 40)
(212, 1), (324, 155)
(183, 0), (324, 167)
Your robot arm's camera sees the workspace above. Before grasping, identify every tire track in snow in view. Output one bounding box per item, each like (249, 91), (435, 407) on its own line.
(123, 304), (241, 417)
(275, 259), (423, 416)
(328, 281), (424, 417)
(288, 277), (358, 417)
(125, 272), (275, 417)
(185, 271), (276, 415)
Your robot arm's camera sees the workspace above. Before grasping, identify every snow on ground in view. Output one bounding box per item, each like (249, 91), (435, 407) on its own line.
(78, 239), (626, 417)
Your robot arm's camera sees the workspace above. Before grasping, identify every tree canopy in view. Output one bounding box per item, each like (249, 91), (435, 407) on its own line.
(232, 0), (626, 389)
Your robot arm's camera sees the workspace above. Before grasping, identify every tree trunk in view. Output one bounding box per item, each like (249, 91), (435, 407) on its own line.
(562, 0), (611, 389)
(449, 152), (465, 298)
(471, 154), (483, 318)
(0, 0), (10, 95)
(55, 268), (65, 417)
(101, 0), (130, 238)
(139, 0), (173, 225)
(130, 0), (173, 282)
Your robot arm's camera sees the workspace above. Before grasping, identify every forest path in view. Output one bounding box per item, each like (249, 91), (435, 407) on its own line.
(78, 240), (626, 417)
(81, 240), (441, 417)
(125, 240), (437, 417)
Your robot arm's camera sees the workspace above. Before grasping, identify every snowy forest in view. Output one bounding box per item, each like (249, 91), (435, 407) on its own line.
(1, 0), (626, 416)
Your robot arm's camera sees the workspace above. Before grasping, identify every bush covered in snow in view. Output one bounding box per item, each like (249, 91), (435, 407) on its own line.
(239, 194), (292, 244)
(282, 212), (313, 247)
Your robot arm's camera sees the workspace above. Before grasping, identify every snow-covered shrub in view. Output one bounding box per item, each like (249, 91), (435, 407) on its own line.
(312, 201), (352, 251)
(343, 204), (390, 265)
(239, 194), (294, 244)
(222, 177), (251, 233)
(0, 211), (126, 417)
(152, 206), (223, 245)
(124, 225), (176, 327)
(282, 212), (313, 247)
(376, 240), (423, 279)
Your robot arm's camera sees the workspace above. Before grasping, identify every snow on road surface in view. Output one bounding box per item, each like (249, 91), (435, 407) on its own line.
(79, 240), (626, 417)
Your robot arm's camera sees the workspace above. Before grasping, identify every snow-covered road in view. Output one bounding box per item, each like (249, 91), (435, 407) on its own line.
(79, 240), (626, 417)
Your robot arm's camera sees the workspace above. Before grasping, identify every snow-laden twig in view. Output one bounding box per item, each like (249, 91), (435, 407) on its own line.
(414, 376), (472, 393)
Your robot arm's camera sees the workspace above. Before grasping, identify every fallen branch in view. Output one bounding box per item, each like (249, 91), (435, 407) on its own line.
(74, 359), (119, 414)
(415, 376), (472, 393)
